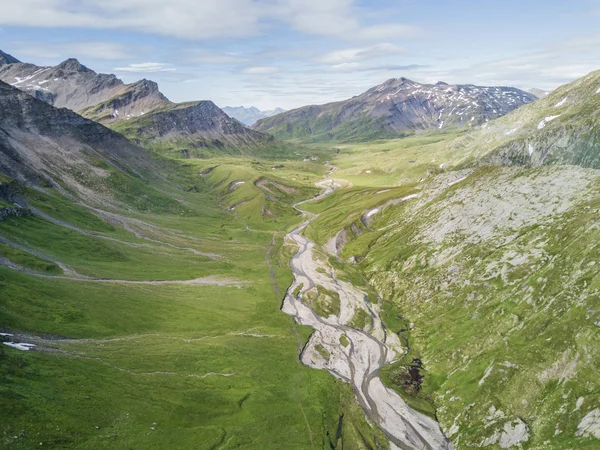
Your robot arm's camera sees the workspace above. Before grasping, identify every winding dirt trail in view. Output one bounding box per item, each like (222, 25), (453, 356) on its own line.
(0, 256), (242, 286)
(282, 168), (453, 450)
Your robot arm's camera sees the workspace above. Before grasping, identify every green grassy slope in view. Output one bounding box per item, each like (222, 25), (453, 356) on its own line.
(254, 105), (398, 143)
(359, 167), (600, 449)
(0, 156), (386, 449)
(302, 131), (600, 448)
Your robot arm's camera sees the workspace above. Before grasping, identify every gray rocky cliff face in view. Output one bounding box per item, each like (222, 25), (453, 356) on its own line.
(150, 101), (251, 137)
(0, 80), (158, 191)
(80, 79), (171, 123)
(0, 58), (125, 111)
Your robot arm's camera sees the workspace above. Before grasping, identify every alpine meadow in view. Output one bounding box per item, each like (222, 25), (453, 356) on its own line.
(1, 2), (600, 449)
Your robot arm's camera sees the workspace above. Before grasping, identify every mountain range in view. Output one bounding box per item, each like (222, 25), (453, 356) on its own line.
(0, 52), (277, 155)
(1, 51), (546, 149)
(222, 106), (285, 126)
(254, 78), (537, 141)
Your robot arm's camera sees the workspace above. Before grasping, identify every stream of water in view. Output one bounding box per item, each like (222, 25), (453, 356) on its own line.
(282, 170), (453, 450)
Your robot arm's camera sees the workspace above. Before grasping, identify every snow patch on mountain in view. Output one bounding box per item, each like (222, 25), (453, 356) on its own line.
(555, 97), (568, 107)
(538, 115), (561, 130)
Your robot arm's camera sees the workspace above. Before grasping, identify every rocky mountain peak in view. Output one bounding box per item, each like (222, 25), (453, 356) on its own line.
(55, 58), (90, 73)
(134, 79), (160, 93)
(389, 76), (412, 85)
(193, 100), (221, 112)
(371, 77), (420, 93)
(0, 50), (20, 66)
(0, 52), (173, 115)
(112, 97), (278, 154)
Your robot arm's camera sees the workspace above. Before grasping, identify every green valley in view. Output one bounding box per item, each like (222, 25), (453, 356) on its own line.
(1, 26), (600, 450)
(1, 149), (390, 449)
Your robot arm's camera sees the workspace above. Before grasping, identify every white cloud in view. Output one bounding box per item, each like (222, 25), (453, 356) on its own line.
(330, 63), (426, 73)
(319, 43), (406, 65)
(330, 62), (360, 71)
(13, 41), (131, 60)
(114, 62), (176, 72)
(357, 24), (420, 42)
(0, 0), (262, 39)
(184, 49), (247, 64)
(241, 66), (280, 75)
(271, 0), (419, 40)
(0, 0), (418, 41)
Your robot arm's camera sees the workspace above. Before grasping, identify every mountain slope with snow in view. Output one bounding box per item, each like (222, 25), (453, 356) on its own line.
(0, 58), (127, 112)
(447, 70), (600, 169)
(254, 77), (537, 141)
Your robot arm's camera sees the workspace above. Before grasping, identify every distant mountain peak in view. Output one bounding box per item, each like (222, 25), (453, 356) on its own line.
(0, 50), (20, 66)
(263, 107), (285, 116)
(371, 77), (419, 93)
(56, 58), (90, 73)
(254, 77), (537, 140)
(131, 79), (160, 94)
(384, 77), (412, 85)
(222, 105), (287, 126)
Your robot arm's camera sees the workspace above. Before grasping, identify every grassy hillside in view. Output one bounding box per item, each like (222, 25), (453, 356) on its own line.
(0, 155), (388, 449)
(254, 106), (398, 143)
(297, 130), (600, 449)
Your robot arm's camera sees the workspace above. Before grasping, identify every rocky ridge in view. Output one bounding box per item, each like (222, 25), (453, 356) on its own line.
(0, 57), (127, 111)
(112, 100), (278, 155)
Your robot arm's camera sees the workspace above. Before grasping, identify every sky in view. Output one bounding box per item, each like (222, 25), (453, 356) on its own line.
(1, 0), (600, 110)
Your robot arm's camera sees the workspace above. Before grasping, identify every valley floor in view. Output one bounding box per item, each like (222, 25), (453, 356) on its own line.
(2, 134), (600, 450)
(0, 158), (384, 449)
